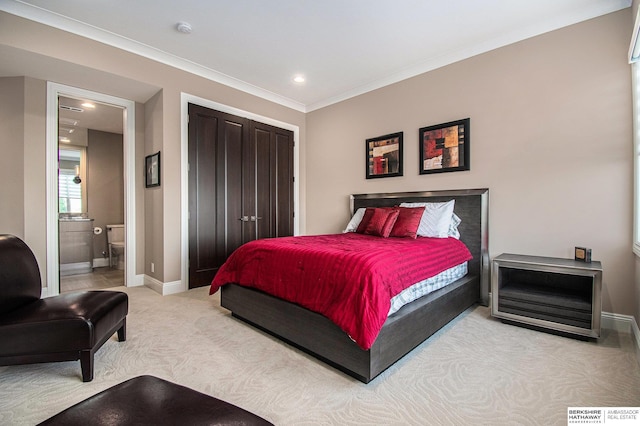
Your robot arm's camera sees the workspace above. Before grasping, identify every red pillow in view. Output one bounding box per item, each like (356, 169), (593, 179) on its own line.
(390, 206), (426, 239)
(364, 208), (400, 237)
(355, 208), (376, 234)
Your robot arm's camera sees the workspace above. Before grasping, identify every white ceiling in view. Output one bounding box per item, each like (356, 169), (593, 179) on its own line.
(0, 0), (632, 112)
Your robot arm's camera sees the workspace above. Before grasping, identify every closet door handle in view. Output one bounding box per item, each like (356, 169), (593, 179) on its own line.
(250, 216), (262, 222)
(239, 216), (249, 222)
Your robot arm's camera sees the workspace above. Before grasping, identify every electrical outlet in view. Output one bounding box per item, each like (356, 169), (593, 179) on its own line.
(151, 262), (154, 273)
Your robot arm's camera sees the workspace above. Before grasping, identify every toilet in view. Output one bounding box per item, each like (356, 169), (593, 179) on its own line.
(106, 224), (125, 270)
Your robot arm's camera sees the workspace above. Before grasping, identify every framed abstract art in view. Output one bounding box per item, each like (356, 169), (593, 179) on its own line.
(366, 132), (403, 179)
(419, 118), (470, 175)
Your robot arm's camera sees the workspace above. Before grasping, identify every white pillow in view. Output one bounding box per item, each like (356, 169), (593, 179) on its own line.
(448, 213), (461, 239)
(399, 200), (455, 238)
(343, 208), (366, 233)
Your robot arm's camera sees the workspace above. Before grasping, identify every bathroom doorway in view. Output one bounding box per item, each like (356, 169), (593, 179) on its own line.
(58, 96), (125, 293)
(46, 83), (136, 297)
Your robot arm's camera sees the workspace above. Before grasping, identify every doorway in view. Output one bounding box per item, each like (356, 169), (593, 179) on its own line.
(57, 95), (125, 292)
(46, 83), (136, 297)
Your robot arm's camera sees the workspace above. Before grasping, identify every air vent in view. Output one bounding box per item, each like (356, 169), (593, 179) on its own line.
(59, 104), (84, 113)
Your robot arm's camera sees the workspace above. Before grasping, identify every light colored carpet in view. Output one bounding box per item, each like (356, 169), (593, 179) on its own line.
(1, 285), (639, 425)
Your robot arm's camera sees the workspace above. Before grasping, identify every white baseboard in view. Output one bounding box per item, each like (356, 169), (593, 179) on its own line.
(162, 280), (185, 295)
(131, 273), (145, 287)
(602, 311), (634, 333)
(602, 311), (640, 355)
(144, 274), (164, 294)
(143, 275), (185, 295)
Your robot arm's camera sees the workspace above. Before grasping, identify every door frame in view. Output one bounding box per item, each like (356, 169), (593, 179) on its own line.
(45, 82), (137, 296)
(180, 93), (300, 292)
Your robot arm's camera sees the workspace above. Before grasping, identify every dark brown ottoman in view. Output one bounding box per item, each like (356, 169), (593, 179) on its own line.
(39, 375), (274, 425)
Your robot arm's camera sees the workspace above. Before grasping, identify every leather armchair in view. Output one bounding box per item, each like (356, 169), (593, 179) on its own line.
(0, 234), (128, 382)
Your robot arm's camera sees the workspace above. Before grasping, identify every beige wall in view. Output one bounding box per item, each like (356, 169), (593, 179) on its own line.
(134, 102), (146, 281)
(0, 77), (25, 237)
(0, 11), (306, 288)
(22, 77), (47, 282)
(0, 76), (47, 281)
(307, 10), (635, 316)
(144, 90), (164, 282)
(87, 130), (124, 258)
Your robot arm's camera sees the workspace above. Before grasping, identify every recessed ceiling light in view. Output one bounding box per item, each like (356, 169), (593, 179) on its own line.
(176, 22), (192, 34)
(293, 75), (306, 84)
(81, 102), (95, 109)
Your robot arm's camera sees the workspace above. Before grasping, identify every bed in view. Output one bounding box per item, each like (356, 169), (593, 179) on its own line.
(213, 189), (489, 383)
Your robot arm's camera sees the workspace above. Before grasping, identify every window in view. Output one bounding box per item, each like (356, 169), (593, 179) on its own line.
(58, 148), (84, 214)
(58, 169), (82, 213)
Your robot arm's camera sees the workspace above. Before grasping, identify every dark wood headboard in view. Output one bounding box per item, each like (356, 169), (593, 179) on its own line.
(350, 188), (489, 306)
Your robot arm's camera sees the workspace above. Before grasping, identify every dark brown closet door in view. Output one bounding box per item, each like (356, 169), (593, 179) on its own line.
(187, 104), (248, 289)
(188, 104), (294, 289)
(247, 121), (295, 242)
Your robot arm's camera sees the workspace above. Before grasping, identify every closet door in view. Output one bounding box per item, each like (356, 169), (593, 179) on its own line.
(187, 104), (248, 289)
(188, 104), (294, 289)
(246, 121), (295, 242)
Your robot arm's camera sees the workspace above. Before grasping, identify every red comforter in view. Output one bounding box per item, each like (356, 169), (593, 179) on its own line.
(210, 233), (472, 349)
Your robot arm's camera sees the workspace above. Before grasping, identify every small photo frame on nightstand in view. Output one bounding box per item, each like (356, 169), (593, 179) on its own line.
(574, 246), (592, 263)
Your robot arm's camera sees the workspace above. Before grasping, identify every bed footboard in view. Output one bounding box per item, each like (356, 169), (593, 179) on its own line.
(221, 274), (478, 383)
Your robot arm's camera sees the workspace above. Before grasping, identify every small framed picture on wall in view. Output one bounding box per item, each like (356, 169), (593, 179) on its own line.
(366, 132), (403, 179)
(145, 151), (161, 188)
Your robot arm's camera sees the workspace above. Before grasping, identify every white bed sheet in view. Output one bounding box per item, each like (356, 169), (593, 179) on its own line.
(388, 262), (468, 316)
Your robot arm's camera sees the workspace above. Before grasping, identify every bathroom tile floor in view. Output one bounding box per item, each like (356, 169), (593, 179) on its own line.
(60, 267), (124, 293)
